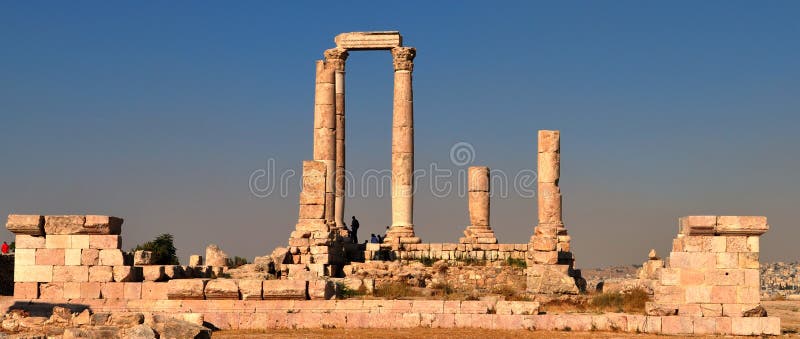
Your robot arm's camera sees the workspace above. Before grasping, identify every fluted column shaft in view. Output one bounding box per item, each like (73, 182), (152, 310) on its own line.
(325, 48), (349, 229)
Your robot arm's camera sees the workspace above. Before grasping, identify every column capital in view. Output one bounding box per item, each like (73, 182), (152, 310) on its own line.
(391, 46), (416, 71)
(324, 47), (349, 71)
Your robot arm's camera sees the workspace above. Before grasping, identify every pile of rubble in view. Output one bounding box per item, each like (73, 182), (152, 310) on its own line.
(1, 306), (210, 338)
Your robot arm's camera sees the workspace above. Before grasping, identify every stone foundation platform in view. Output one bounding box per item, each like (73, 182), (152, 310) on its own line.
(0, 298), (780, 335)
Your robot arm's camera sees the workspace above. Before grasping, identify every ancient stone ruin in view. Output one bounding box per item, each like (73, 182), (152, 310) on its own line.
(0, 31), (781, 336)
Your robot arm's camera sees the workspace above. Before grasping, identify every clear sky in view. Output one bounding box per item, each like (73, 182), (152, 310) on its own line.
(1, 1), (798, 268)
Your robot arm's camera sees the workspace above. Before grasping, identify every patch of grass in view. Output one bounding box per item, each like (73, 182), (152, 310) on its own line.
(456, 257), (487, 266)
(590, 288), (650, 314)
(491, 284), (531, 301)
(430, 282), (455, 295)
(504, 257), (527, 269)
(418, 256), (436, 267)
(335, 282), (365, 299)
(373, 281), (421, 299)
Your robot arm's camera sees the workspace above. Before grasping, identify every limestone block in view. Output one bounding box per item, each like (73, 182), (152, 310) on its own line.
(63, 282), (81, 298)
(710, 286), (737, 304)
(538, 130), (560, 153)
(5, 215), (44, 235)
(683, 236), (713, 252)
(83, 215), (123, 235)
(167, 279), (207, 300)
(189, 255), (203, 266)
(101, 282), (125, 299)
(163, 265), (184, 279)
(53, 266), (89, 282)
(716, 216), (768, 236)
(142, 265), (166, 282)
(134, 250), (153, 265)
(334, 31), (402, 50)
(99, 249), (125, 266)
(141, 282), (169, 300)
(80, 282), (102, 299)
(537, 152), (560, 183)
(661, 316), (693, 335)
(89, 266), (114, 282)
(299, 191), (325, 205)
(14, 265), (53, 282)
(81, 249), (100, 265)
(15, 234), (45, 249)
(262, 280), (307, 300)
(39, 282), (64, 299)
(736, 286), (760, 304)
(693, 316), (716, 334)
(530, 250), (558, 265)
(35, 249), (65, 266)
(238, 280), (263, 300)
(89, 235), (121, 249)
(299, 204), (325, 219)
(680, 269), (705, 286)
(715, 252), (739, 269)
(205, 244), (229, 267)
(654, 285), (685, 304)
(45, 235), (70, 249)
(679, 216), (717, 235)
(43, 215), (85, 234)
(744, 269), (760, 287)
(684, 286), (712, 303)
(13, 282), (39, 299)
(204, 279), (240, 300)
(669, 252), (714, 269)
(113, 266), (142, 282)
(700, 303), (723, 317)
(532, 237), (557, 252)
(69, 235), (90, 249)
(537, 183), (562, 224)
(14, 248), (36, 266)
(124, 282), (142, 299)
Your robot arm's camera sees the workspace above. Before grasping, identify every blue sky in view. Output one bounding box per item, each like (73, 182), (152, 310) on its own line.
(1, 1), (798, 267)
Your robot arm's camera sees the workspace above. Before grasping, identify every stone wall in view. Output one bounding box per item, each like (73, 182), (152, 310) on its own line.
(0, 298), (780, 335)
(649, 216), (769, 318)
(363, 243), (529, 262)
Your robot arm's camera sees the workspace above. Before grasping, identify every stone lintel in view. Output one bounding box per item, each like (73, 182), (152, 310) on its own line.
(334, 31), (402, 50)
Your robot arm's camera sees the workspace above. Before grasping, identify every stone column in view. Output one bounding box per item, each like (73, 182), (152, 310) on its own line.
(324, 48), (349, 231)
(384, 47), (420, 245)
(537, 130), (562, 227)
(460, 166), (497, 245)
(312, 59), (337, 225)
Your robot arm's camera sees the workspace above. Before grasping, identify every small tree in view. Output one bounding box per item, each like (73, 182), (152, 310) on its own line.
(133, 234), (179, 265)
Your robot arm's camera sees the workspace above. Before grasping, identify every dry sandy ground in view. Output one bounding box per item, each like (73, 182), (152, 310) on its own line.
(214, 301), (800, 338)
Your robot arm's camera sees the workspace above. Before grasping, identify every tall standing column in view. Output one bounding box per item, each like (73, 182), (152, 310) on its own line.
(312, 59), (337, 225)
(460, 166), (498, 245)
(325, 48), (349, 231)
(537, 130), (562, 227)
(385, 46), (420, 245)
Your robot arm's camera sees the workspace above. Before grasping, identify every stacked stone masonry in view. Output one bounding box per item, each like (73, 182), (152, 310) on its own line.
(364, 243), (529, 262)
(460, 166), (498, 245)
(0, 298), (779, 335)
(648, 215), (771, 319)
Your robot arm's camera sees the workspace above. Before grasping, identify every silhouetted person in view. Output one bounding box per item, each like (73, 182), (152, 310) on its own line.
(1, 241), (8, 254)
(350, 216), (360, 244)
(370, 234), (379, 243)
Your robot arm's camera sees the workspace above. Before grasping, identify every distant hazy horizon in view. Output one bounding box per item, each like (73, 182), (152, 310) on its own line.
(1, 1), (798, 268)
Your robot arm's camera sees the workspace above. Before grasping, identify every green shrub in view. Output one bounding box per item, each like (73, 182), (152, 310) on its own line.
(133, 234), (179, 265)
(504, 257), (527, 269)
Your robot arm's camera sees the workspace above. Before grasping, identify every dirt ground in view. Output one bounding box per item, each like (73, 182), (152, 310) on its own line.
(213, 329), (767, 338)
(213, 301), (800, 338)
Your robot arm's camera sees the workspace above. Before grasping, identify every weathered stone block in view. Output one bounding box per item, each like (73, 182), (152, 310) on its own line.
(71, 235), (90, 248)
(141, 282), (169, 300)
(81, 248), (100, 265)
(262, 280), (307, 300)
(167, 279), (207, 300)
(45, 235), (70, 249)
(14, 282), (39, 299)
(43, 215), (86, 235)
(335, 31), (402, 50)
(80, 282), (102, 298)
(238, 280), (262, 300)
(6, 215), (44, 235)
(39, 282), (64, 299)
(15, 234), (45, 249)
(89, 235), (121, 249)
(142, 265), (166, 281)
(205, 279), (239, 300)
(124, 282), (142, 299)
(99, 249), (125, 266)
(53, 265), (89, 282)
(89, 266), (114, 282)
(83, 215), (123, 235)
(15, 264), (53, 282)
(189, 255), (203, 266)
(717, 216), (768, 236)
(101, 282), (125, 299)
(14, 248), (36, 266)
(661, 316), (693, 335)
(133, 250), (153, 265)
(64, 248), (82, 266)
(678, 215), (716, 235)
(113, 266), (142, 282)
(309, 280), (334, 300)
(205, 244), (229, 267)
